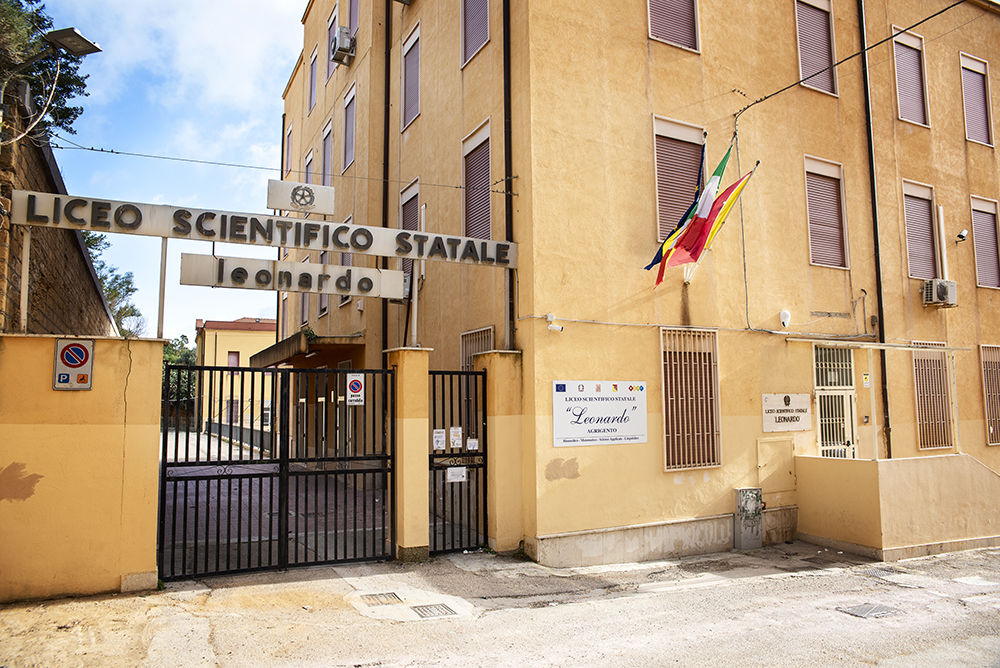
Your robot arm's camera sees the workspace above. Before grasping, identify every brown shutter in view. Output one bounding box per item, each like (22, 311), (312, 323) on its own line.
(464, 0), (489, 62)
(401, 194), (419, 276)
(649, 0), (697, 50)
(962, 65), (991, 144)
(796, 1), (835, 94)
(465, 139), (491, 239)
(655, 135), (702, 241)
(895, 41), (927, 125)
(404, 39), (420, 126)
(904, 194), (937, 279)
(806, 172), (846, 267)
(974, 208), (1000, 288)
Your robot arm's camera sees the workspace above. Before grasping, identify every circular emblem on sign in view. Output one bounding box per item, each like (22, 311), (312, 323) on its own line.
(60, 343), (89, 368)
(348, 379), (363, 393)
(784, 395), (791, 407)
(290, 185), (316, 209)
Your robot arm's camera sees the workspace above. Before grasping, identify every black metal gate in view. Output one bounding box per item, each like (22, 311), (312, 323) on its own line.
(158, 364), (395, 580)
(429, 370), (487, 554)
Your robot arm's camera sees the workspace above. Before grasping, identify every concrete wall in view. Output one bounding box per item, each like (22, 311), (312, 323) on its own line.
(0, 335), (162, 602)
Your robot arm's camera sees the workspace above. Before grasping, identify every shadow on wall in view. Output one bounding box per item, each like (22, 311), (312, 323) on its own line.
(0, 462), (43, 502)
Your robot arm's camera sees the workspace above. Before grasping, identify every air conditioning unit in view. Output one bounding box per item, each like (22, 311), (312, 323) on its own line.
(330, 26), (355, 65)
(389, 273), (411, 304)
(923, 279), (958, 307)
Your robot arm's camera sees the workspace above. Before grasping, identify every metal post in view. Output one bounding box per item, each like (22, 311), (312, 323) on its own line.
(278, 371), (290, 569)
(157, 237), (168, 338)
(19, 226), (30, 332)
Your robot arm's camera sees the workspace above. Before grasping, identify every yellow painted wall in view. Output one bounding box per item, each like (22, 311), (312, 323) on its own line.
(479, 351), (524, 551)
(388, 347), (430, 558)
(795, 456), (883, 550)
(0, 336), (162, 602)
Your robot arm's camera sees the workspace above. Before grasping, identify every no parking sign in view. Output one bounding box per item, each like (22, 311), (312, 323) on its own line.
(54, 339), (94, 390)
(346, 373), (365, 405)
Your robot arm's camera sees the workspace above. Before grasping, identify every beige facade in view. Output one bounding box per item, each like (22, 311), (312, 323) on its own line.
(275, 0), (1000, 564)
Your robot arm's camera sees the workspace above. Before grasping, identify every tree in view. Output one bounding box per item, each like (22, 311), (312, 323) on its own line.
(163, 334), (198, 429)
(0, 0), (90, 138)
(83, 231), (146, 337)
(164, 334), (196, 366)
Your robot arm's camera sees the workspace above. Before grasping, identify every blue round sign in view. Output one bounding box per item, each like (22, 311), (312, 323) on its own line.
(60, 344), (89, 368)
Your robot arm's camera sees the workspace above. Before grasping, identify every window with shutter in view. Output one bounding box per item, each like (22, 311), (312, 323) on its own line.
(805, 158), (847, 268)
(284, 125), (293, 176)
(464, 125), (491, 239)
(894, 31), (928, 126)
(300, 257), (310, 326)
(662, 328), (720, 470)
(981, 345), (1000, 445)
(304, 152), (313, 185)
(403, 28), (420, 129)
(961, 54), (992, 145)
(327, 10), (338, 81)
(973, 198), (1000, 288)
(463, 0), (489, 64)
(340, 244), (352, 306)
(401, 185), (419, 277)
(343, 88), (356, 171)
(322, 125), (332, 187)
(308, 49), (317, 112)
(913, 342), (952, 450)
(653, 117), (703, 242)
(648, 0), (698, 51)
(349, 0), (359, 36)
(903, 183), (937, 280)
(796, 0), (836, 95)
(318, 251), (329, 315)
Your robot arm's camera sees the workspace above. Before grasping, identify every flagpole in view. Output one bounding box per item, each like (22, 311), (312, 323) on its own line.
(683, 160), (760, 286)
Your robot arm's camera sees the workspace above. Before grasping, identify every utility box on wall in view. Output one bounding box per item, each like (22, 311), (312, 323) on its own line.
(734, 487), (763, 550)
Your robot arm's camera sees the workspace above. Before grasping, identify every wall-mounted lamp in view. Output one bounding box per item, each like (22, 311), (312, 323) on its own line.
(779, 310), (791, 329)
(956, 229), (969, 242)
(546, 313), (563, 332)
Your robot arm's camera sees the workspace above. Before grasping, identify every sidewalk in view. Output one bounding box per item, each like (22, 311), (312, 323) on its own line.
(2, 541), (999, 667)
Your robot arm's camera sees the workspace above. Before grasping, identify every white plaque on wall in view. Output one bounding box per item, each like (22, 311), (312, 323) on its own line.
(762, 394), (812, 432)
(552, 381), (648, 447)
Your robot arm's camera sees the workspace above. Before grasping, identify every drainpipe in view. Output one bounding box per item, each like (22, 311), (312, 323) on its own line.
(858, 0), (892, 458)
(503, 0), (515, 350)
(381, 0), (392, 369)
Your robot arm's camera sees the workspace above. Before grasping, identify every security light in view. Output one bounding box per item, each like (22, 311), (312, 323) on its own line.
(44, 28), (102, 57)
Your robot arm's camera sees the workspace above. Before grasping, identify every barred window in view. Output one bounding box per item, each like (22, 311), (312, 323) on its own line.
(662, 328), (720, 469)
(461, 326), (494, 372)
(913, 342), (952, 450)
(982, 345), (1000, 446)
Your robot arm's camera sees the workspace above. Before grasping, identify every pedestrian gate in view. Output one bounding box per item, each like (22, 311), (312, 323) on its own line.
(429, 370), (487, 554)
(158, 365), (395, 580)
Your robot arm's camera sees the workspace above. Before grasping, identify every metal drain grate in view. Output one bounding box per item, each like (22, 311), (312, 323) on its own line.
(360, 592), (403, 606)
(863, 567), (901, 579)
(411, 603), (456, 618)
(837, 603), (902, 619)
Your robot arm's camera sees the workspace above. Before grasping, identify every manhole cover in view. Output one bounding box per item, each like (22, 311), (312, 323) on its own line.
(360, 592), (403, 606)
(837, 603), (902, 619)
(411, 603), (456, 618)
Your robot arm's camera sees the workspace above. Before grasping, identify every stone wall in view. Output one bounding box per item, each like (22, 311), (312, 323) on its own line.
(0, 92), (114, 335)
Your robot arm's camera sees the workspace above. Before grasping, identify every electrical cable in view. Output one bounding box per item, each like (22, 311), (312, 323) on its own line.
(1, 58), (60, 146)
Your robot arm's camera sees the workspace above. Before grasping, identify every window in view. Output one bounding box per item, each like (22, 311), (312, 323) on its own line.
(805, 157), (847, 268)
(903, 181), (938, 280)
(463, 0), (489, 64)
(281, 294), (288, 339)
(340, 245), (352, 306)
(662, 328), (720, 470)
(461, 326), (494, 371)
(961, 54), (992, 145)
(913, 342), (952, 450)
(305, 151), (314, 185)
(284, 124), (293, 176)
(814, 346), (857, 459)
(319, 251), (330, 315)
(653, 117), (703, 242)
(403, 26), (420, 129)
(228, 351), (240, 367)
(309, 48), (318, 112)
(301, 257), (310, 326)
(796, 0), (836, 95)
(981, 345), (1000, 445)
(648, 0), (698, 51)
(322, 123), (333, 187)
(349, 0), (359, 36)
(343, 87), (356, 171)
(327, 9), (339, 81)
(894, 29), (929, 126)
(400, 182), (419, 279)
(974, 198), (1000, 288)
(463, 123), (491, 239)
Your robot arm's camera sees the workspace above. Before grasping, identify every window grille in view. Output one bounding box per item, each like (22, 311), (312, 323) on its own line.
(796, 0), (836, 94)
(814, 346), (853, 388)
(814, 347), (856, 458)
(662, 328), (720, 470)
(913, 342), (952, 449)
(649, 0), (698, 51)
(461, 326), (494, 372)
(981, 345), (1000, 445)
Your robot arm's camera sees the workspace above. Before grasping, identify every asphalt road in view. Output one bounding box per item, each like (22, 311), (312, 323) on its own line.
(2, 542), (998, 667)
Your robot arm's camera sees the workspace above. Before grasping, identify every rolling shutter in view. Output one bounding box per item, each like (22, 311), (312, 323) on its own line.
(904, 193), (937, 279)
(464, 139), (491, 239)
(962, 61), (991, 144)
(404, 38), (420, 127)
(649, 0), (697, 51)
(895, 40), (927, 125)
(464, 0), (489, 63)
(796, 1), (835, 94)
(655, 135), (702, 241)
(806, 172), (845, 267)
(974, 206), (1000, 288)
(344, 96), (355, 168)
(401, 194), (419, 276)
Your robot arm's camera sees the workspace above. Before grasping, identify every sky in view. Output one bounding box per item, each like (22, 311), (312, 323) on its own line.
(43, 0), (306, 342)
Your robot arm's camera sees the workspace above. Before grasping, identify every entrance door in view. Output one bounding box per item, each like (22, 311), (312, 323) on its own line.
(814, 346), (857, 459)
(158, 365), (395, 580)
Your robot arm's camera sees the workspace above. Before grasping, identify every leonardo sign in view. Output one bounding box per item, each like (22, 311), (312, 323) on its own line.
(552, 381), (648, 447)
(10, 190), (518, 268)
(762, 394), (812, 432)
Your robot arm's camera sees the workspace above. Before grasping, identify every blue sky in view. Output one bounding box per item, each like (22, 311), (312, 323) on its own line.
(44, 0), (306, 342)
